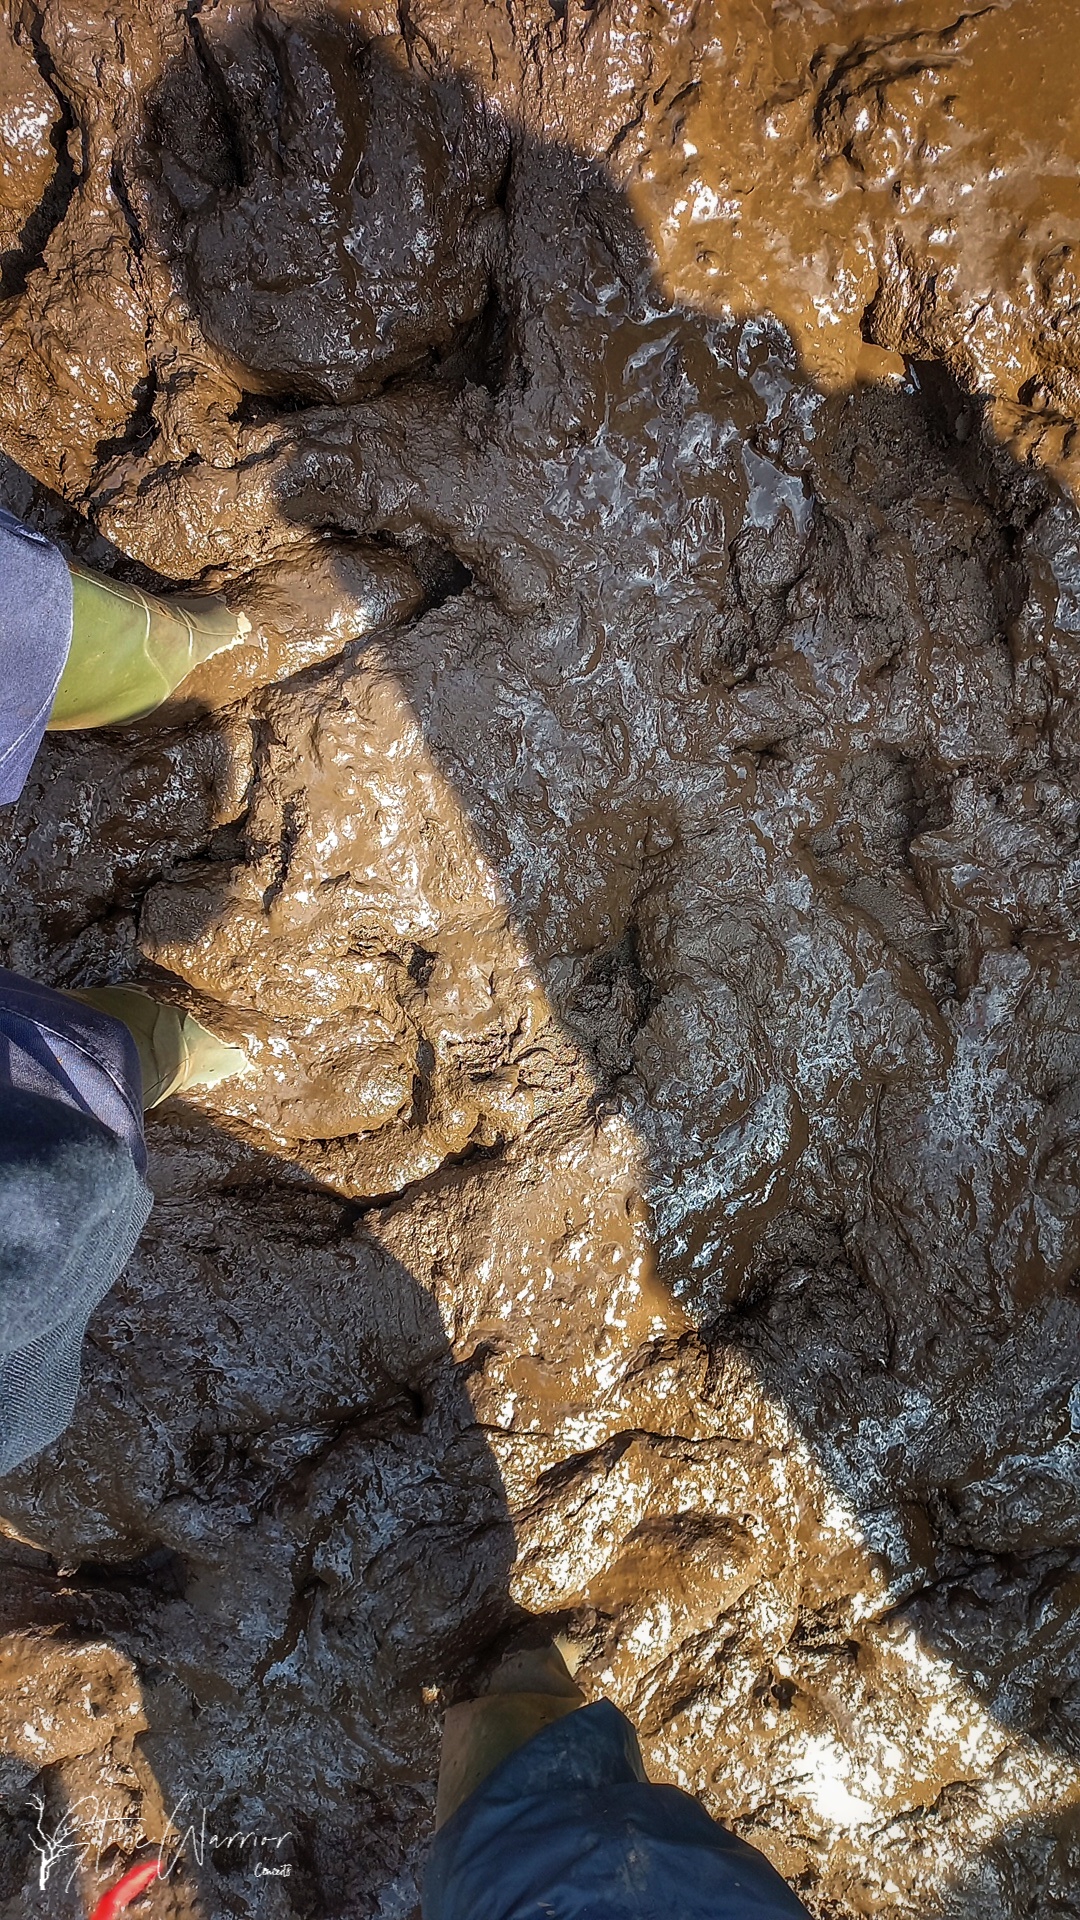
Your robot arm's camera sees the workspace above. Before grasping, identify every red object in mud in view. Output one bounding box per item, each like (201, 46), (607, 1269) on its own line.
(88, 1859), (162, 1920)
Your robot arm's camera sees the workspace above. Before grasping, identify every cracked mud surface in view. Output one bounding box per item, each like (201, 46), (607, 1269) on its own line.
(3, 0), (1080, 1914)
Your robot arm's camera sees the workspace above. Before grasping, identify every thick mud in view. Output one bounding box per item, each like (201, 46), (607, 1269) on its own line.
(2, 1), (1080, 1914)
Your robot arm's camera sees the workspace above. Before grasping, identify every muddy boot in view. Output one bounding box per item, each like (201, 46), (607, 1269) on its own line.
(47, 566), (252, 729)
(436, 1642), (586, 1828)
(169, 537), (425, 710)
(47, 539), (425, 727)
(67, 987), (248, 1108)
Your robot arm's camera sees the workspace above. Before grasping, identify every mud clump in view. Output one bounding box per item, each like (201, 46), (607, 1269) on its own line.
(3, 2), (1080, 1916)
(152, 24), (509, 403)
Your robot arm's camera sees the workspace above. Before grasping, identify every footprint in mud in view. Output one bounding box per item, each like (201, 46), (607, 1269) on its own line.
(2, 7), (1080, 1919)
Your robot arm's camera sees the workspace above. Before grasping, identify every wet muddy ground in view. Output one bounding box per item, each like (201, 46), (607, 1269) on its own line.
(2, 0), (1080, 1913)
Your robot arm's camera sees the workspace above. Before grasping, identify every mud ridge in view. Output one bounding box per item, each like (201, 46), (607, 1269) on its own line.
(3, 4), (1080, 1918)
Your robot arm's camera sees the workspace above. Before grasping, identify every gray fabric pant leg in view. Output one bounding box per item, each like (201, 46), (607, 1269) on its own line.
(0, 1089), (152, 1474)
(0, 971), (151, 1475)
(0, 505), (73, 804)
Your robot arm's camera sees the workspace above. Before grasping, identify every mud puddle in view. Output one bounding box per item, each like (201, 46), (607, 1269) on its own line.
(2, 1), (1080, 1914)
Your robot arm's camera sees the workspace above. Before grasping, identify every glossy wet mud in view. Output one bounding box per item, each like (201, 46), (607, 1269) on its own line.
(2, 1), (1080, 1915)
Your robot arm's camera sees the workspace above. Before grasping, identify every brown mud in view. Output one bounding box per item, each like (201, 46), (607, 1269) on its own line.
(2, 1), (1080, 1914)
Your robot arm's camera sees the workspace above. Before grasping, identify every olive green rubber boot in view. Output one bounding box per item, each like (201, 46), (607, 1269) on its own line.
(48, 565), (251, 729)
(435, 1643), (586, 1828)
(68, 987), (249, 1109)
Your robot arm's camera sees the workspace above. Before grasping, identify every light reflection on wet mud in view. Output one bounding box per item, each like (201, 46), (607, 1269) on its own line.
(2, 3), (1080, 1914)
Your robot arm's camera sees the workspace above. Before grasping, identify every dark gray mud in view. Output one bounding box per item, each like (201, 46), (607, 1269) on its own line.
(2, 1), (1080, 1914)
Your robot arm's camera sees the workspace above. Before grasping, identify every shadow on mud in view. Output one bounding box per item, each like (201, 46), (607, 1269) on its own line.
(0, 1116), (517, 1915)
(2, 10), (1080, 1916)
